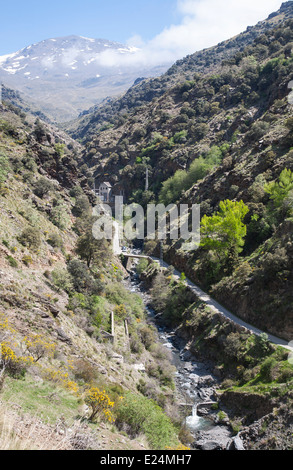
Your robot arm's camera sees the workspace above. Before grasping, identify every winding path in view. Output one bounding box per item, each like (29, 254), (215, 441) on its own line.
(149, 256), (293, 352)
(112, 218), (292, 352)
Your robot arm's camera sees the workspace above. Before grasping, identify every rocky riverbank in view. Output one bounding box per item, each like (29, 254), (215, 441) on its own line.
(129, 257), (293, 450)
(126, 266), (244, 450)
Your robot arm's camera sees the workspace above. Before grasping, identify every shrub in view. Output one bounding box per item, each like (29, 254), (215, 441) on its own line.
(150, 273), (172, 313)
(50, 202), (71, 230)
(33, 177), (54, 198)
(115, 392), (178, 449)
(22, 255), (33, 266)
(113, 304), (127, 323)
(47, 233), (63, 248)
(51, 267), (73, 293)
(143, 240), (157, 255)
(72, 195), (90, 218)
(155, 362), (175, 389)
(67, 259), (103, 295)
(223, 333), (244, 360)
(18, 227), (41, 250)
(173, 130), (188, 144)
(24, 333), (56, 363)
(0, 119), (18, 137)
(105, 283), (144, 319)
(191, 123), (209, 140)
(246, 121), (270, 141)
(0, 153), (10, 184)
(0, 343), (31, 380)
(136, 258), (149, 275)
(54, 143), (65, 157)
(260, 357), (277, 382)
(73, 359), (98, 384)
(85, 387), (115, 422)
(264, 168), (293, 210)
(133, 128), (146, 140)
(159, 146), (223, 205)
(6, 256), (18, 268)
(129, 334), (143, 355)
(139, 325), (156, 350)
(69, 185), (84, 198)
(285, 117), (293, 131)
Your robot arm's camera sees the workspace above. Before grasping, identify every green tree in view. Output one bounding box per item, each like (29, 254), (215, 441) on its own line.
(76, 221), (111, 268)
(200, 200), (249, 259)
(159, 146), (224, 205)
(159, 169), (187, 205)
(33, 177), (54, 198)
(67, 260), (103, 294)
(54, 143), (65, 158)
(50, 201), (71, 230)
(72, 195), (91, 218)
(51, 267), (73, 293)
(185, 156), (211, 187)
(264, 168), (293, 209)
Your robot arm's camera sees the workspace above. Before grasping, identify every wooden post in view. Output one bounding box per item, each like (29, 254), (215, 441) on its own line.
(124, 319), (129, 338)
(124, 319), (130, 350)
(111, 311), (115, 344)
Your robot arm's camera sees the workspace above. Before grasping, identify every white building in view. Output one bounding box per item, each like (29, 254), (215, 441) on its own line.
(95, 182), (112, 202)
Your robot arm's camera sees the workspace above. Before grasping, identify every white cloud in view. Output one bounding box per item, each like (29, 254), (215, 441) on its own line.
(94, 0), (283, 68)
(126, 34), (145, 49)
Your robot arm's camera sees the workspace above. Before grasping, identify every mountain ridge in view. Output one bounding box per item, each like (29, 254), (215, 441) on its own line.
(0, 35), (169, 122)
(66, 1), (293, 141)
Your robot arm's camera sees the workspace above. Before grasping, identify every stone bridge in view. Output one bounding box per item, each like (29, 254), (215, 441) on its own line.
(121, 253), (157, 271)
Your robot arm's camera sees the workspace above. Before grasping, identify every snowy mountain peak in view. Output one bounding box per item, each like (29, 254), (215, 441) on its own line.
(0, 35), (139, 77)
(0, 35), (165, 122)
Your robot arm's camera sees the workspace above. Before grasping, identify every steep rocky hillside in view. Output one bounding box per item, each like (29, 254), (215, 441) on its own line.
(0, 97), (186, 450)
(71, 4), (293, 342)
(67, 2), (293, 142)
(2, 2), (293, 452)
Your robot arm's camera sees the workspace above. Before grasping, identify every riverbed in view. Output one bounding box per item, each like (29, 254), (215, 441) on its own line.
(124, 264), (234, 450)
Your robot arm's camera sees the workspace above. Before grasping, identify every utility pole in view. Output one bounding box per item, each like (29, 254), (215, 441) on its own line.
(145, 166), (149, 191)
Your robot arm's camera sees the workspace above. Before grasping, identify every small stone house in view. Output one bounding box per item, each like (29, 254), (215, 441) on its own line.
(96, 182), (113, 202)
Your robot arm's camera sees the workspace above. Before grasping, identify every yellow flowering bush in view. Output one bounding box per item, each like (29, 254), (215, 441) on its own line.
(0, 313), (16, 336)
(85, 387), (115, 422)
(24, 333), (56, 362)
(0, 342), (33, 379)
(166, 444), (191, 450)
(0, 314), (33, 380)
(41, 366), (79, 395)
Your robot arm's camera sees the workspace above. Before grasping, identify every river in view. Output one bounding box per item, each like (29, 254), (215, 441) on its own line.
(124, 260), (234, 450)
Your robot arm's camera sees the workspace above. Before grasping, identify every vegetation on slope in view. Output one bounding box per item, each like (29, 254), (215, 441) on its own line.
(0, 99), (188, 450)
(141, 262), (293, 449)
(72, 13), (293, 341)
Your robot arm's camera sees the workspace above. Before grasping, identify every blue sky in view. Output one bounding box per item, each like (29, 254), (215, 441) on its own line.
(0, 0), (283, 63)
(0, 0), (179, 54)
